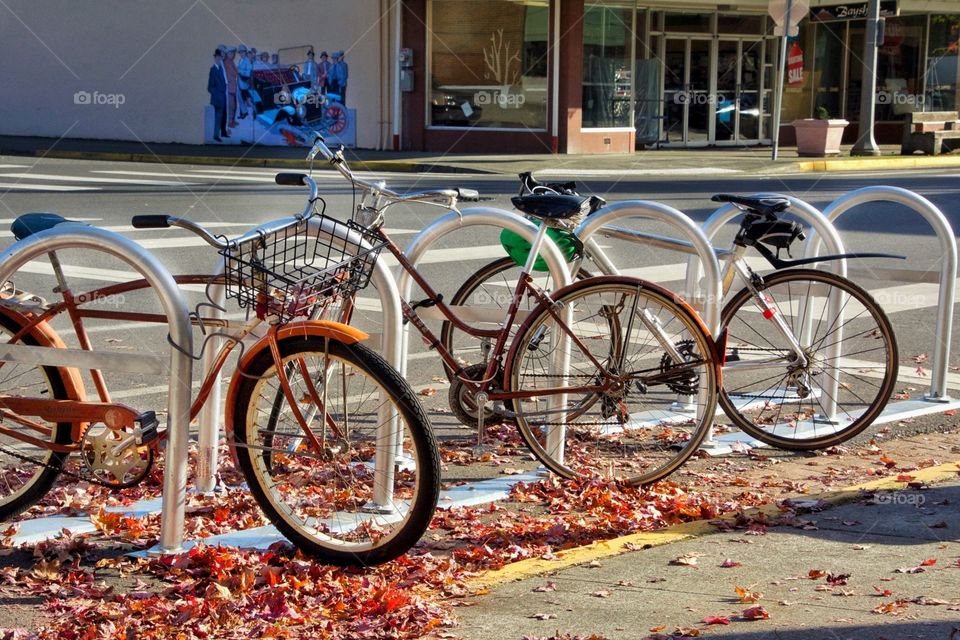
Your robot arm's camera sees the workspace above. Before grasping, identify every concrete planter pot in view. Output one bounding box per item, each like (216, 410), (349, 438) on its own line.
(792, 118), (849, 157)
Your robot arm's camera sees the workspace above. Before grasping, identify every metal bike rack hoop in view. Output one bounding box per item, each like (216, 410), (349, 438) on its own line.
(0, 226), (194, 554)
(819, 186), (957, 401)
(195, 216), (404, 505)
(576, 200), (724, 335)
(397, 208), (572, 460)
(686, 194), (848, 304)
(396, 207), (572, 376)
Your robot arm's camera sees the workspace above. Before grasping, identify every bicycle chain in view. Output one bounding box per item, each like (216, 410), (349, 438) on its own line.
(0, 441), (123, 489)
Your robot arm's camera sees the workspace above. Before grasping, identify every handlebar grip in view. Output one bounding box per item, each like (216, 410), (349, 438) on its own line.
(275, 172), (308, 186)
(131, 215), (171, 229)
(457, 188), (480, 202)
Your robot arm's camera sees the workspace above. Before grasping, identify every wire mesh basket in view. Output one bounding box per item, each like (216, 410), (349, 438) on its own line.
(221, 213), (386, 324)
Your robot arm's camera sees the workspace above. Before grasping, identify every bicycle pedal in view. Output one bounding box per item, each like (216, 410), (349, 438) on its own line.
(135, 411), (160, 445)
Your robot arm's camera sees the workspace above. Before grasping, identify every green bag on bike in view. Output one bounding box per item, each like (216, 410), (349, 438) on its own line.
(499, 223), (583, 272)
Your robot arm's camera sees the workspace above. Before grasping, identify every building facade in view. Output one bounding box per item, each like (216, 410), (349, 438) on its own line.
(1, 1), (957, 153)
(401, 0), (960, 153)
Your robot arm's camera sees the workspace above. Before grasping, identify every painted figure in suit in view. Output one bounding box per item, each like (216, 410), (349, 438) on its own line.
(207, 48), (229, 141)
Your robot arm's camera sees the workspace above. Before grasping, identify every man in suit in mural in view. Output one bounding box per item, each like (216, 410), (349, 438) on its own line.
(207, 48), (228, 141)
(329, 50), (348, 104)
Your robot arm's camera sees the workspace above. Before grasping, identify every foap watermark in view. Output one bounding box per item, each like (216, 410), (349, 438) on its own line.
(274, 90), (325, 107)
(876, 91), (925, 108)
(73, 90), (126, 109)
(872, 491), (926, 507)
(473, 90), (526, 108)
(76, 292), (127, 308)
(673, 92), (727, 106)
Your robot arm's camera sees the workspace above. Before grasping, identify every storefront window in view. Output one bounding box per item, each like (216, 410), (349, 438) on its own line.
(664, 12), (711, 34)
(717, 14), (764, 35)
(582, 2), (634, 128)
(813, 21), (845, 119)
(875, 16), (925, 121)
(926, 15), (960, 111)
(429, 0), (548, 129)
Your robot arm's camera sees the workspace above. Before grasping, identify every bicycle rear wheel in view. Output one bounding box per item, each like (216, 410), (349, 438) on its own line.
(441, 257), (593, 428)
(0, 312), (71, 520)
(232, 336), (440, 566)
(504, 276), (720, 486)
(719, 269), (898, 450)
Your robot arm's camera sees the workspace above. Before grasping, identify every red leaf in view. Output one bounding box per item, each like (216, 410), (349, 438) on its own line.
(920, 558), (937, 566)
(742, 605), (770, 620)
(720, 559), (742, 568)
(702, 616), (730, 625)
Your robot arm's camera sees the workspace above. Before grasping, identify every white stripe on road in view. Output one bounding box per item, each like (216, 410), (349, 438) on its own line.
(0, 182), (99, 192)
(0, 164), (29, 169)
(92, 170), (275, 183)
(0, 173), (197, 186)
(536, 167), (742, 177)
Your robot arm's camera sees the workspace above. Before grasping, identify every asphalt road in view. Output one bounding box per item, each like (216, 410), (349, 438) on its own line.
(1, 156), (958, 450)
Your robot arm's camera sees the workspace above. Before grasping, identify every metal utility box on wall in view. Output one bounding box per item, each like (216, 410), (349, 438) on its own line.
(400, 69), (414, 92)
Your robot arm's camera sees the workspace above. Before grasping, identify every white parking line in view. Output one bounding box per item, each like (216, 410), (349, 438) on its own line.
(93, 170), (274, 183)
(0, 182), (99, 192)
(0, 173), (197, 186)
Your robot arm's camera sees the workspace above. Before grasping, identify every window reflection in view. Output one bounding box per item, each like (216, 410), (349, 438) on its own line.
(582, 3), (633, 128)
(429, 0), (548, 128)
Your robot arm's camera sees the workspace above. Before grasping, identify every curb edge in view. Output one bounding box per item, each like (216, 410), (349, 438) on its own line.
(466, 460), (960, 589)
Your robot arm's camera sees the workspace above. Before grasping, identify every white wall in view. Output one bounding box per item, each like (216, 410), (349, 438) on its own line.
(0, 0), (388, 147)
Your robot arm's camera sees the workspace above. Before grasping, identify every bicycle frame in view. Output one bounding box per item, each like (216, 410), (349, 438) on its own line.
(372, 222), (697, 406)
(0, 272), (355, 456)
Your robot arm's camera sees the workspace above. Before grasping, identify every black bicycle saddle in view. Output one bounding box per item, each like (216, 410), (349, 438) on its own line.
(511, 194), (590, 221)
(711, 194), (790, 218)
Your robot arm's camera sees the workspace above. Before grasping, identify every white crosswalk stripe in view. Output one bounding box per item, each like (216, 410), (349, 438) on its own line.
(0, 172), (197, 186)
(0, 182), (99, 191)
(92, 170), (275, 183)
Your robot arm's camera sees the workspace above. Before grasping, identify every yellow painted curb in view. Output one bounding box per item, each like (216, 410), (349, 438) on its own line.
(797, 155), (960, 172)
(467, 460), (960, 589)
(2, 148), (434, 173)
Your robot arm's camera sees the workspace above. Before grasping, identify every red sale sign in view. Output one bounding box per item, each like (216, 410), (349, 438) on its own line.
(787, 42), (804, 85)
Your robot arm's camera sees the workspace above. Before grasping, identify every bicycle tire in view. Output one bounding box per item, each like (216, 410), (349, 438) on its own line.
(0, 312), (71, 520)
(232, 335), (440, 566)
(439, 257), (592, 382)
(504, 276), (720, 486)
(718, 269), (898, 450)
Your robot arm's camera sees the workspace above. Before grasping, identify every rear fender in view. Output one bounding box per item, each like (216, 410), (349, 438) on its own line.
(222, 320), (368, 464)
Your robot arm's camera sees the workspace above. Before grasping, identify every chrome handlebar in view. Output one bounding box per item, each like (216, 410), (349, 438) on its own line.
(305, 135), (479, 206)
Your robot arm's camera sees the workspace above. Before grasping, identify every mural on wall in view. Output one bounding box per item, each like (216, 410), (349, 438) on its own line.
(205, 44), (356, 147)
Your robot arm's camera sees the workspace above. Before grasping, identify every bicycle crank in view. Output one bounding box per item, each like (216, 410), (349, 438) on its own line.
(80, 413), (158, 489)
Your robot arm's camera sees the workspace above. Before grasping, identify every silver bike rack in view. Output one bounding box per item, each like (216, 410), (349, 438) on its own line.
(194, 215), (404, 509)
(818, 186), (957, 407)
(396, 208), (572, 460)
(575, 201), (725, 443)
(0, 226), (194, 554)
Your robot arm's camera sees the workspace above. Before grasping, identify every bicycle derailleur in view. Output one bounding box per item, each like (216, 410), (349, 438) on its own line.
(80, 411), (159, 488)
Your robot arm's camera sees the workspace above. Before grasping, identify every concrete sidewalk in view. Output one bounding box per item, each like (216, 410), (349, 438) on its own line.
(3, 135), (960, 176)
(453, 475), (960, 640)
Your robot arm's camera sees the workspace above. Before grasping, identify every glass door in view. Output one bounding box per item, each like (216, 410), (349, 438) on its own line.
(661, 37), (711, 145)
(715, 39), (763, 144)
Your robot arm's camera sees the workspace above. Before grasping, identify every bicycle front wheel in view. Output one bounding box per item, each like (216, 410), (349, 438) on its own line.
(505, 277), (720, 486)
(232, 336), (440, 566)
(719, 269), (898, 450)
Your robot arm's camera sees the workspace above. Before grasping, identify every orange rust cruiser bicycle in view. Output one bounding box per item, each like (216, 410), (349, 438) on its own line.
(0, 180), (440, 566)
